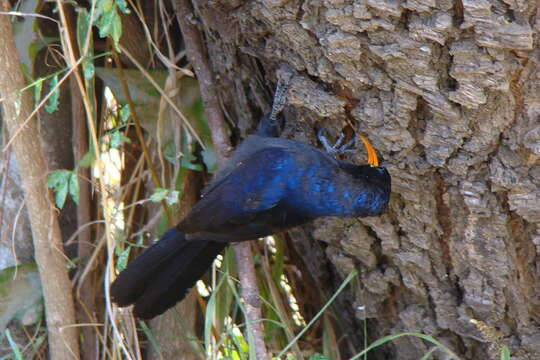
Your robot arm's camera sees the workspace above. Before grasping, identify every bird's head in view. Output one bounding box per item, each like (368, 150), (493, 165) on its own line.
(349, 135), (391, 216)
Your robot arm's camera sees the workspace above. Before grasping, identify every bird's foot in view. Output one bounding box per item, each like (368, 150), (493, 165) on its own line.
(317, 129), (358, 156)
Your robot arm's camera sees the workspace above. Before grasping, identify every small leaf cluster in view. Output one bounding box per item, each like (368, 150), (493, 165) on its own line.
(47, 170), (79, 209)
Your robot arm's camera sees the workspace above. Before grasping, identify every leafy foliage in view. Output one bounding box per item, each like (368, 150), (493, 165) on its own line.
(149, 188), (179, 206)
(501, 346), (510, 360)
(93, 0), (130, 51)
(43, 75), (59, 114)
(109, 130), (131, 148)
(47, 170), (79, 208)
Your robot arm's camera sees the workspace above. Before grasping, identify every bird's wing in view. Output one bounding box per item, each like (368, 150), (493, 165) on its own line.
(179, 147), (293, 234)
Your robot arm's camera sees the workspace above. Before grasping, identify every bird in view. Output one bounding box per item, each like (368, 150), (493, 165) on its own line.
(110, 77), (391, 319)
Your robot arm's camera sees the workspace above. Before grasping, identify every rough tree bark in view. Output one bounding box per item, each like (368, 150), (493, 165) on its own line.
(187, 1), (540, 359)
(0, 2), (80, 358)
(0, 149), (33, 268)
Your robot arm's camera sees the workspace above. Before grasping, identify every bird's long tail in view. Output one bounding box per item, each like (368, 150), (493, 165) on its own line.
(110, 228), (226, 319)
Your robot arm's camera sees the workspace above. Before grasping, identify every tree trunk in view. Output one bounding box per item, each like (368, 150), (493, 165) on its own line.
(0, 1), (80, 358)
(191, 1), (540, 358)
(0, 149), (33, 268)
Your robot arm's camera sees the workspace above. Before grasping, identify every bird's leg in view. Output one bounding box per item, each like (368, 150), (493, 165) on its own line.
(257, 68), (293, 137)
(317, 129), (358, 155)
(269, 76), (290, 123)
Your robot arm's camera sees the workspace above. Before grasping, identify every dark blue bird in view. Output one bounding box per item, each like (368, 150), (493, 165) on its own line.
(110, 79), (391, 319)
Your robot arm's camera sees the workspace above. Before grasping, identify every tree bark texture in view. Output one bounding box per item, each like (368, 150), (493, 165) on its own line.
(0, 2), (80, 359)
(0, 149), (33, 268)
(191, 1), (540, 359)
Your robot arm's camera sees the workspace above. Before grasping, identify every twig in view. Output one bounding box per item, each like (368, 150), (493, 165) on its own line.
(54, 1), (123, 357)
(233, 242), (270, 360)
(56, 6), (99, 359)
(174, 0), (231, 162)
(174, 1), (269, 359)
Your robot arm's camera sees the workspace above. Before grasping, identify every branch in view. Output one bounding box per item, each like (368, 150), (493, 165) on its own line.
(175, 0), (231, 162)
(175, 1), (269, 359)
(58, 6), (98, 359)
(0, 1), (80, 358)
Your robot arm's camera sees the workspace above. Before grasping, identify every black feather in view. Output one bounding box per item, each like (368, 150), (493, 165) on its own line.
(133, 240), (225, 319)
(110, 229), (225, 312)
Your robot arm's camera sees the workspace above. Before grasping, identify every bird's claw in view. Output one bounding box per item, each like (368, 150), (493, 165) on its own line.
(318, 129), (358, 156)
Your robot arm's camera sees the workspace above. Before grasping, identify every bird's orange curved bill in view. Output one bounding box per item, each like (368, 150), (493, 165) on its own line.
(359, 135), (379, 167)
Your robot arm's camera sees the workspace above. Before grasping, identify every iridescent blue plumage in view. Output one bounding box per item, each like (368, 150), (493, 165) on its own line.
(178, 134), (390, 243)
(110, 78), (391, 319)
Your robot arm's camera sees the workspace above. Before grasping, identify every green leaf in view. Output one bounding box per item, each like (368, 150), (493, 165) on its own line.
(47, 170), (70, 209)
(116, 0), (130, 14)
(501, 346), (510, 360)
(110, 130), (131, 148)
(120, 103), (130, 123)
(95, 1), (122, 51)
(115, 247), (131, 272)
(149, 188), (180, 205)
(47, 170), (80, 208)
(77, 9), (92, 50)
(100, 0), (114, 11)
(44, 74), (60, 113)
(34, 78), (43, 105)
(54, 181), (68, 209)
(83, 61), (95, 80)
(68, 173), (79, 205)
(78, 151), (95, 168)
(150, 188), (168, 203)
(47, 170), (65, 188)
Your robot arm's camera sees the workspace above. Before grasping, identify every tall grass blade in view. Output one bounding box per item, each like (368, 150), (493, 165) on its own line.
(277, 269), (358, 358)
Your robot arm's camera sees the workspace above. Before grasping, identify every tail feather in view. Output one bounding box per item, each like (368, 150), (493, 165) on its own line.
(110, 228), (186, 306)
(133, 240), (225, 319)
(110, 228), (226, 318)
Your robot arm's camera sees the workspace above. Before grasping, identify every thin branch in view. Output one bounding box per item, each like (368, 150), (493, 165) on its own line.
(174, 1), (269, 359)
(56, 6), (99, 359)
(175, 0), (231, 162)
